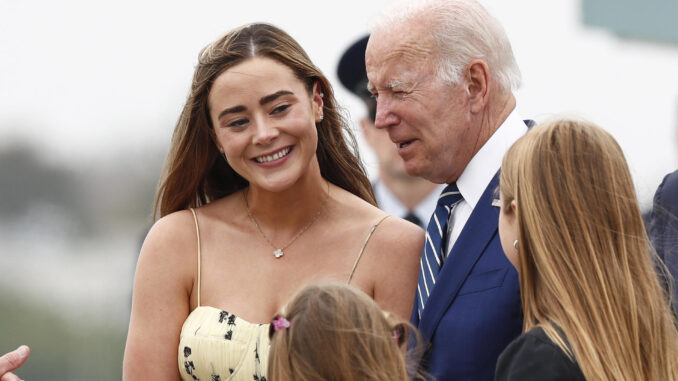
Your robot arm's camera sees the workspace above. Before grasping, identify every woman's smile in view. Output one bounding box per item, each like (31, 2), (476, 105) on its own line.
(253, 146), (294, 165)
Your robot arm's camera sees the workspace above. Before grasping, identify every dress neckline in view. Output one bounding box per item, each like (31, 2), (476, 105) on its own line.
(187, 305), (270, 326)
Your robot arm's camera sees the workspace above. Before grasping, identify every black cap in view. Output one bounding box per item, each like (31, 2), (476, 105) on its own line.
(337, 35), (376, 121)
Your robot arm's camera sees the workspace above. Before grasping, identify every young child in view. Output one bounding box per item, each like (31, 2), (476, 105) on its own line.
(268, 283), (421, 381)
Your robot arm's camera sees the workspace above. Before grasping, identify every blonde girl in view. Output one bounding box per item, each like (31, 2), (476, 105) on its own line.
(496, 120), (678, 380)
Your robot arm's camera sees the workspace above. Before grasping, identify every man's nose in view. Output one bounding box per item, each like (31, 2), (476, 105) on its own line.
(374, 99), (399, 129)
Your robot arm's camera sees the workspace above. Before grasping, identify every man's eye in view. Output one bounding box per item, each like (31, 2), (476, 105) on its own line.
(272, 104), (291, 114)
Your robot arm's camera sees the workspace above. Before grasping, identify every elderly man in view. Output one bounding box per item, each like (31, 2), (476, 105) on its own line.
(366, 1), (527, 379)
(337, 35), (444, 228)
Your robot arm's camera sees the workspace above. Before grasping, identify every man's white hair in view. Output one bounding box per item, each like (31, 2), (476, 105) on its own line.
(370, 0), (522, 93)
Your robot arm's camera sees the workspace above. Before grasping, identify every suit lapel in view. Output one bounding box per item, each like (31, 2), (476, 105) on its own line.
(418, 172), (501, 340)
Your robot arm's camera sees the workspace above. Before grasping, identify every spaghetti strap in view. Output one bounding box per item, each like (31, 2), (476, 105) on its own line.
(347, 215), (390, 285)
(190, 208), (202, 307)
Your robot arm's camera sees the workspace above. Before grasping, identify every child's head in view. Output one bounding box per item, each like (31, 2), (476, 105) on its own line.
(268, 283), (413, 381)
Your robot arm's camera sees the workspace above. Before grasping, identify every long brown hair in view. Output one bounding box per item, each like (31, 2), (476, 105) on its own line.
(154, 23), (374, 218)
(500, 119), (678, 380)
(268, 283), (422, 381)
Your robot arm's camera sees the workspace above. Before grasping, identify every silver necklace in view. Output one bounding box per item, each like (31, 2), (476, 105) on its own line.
(244, 181), (330, 258)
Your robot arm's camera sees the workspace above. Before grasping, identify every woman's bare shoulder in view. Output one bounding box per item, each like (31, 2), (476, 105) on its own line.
(140, 209), (199, 267)
(345, 204), (424, 320)
(369, 215), (424, 259)
(335, 189), (424, 239)
(332, 187), (424, 257)
(145, 191), (241, 245)
(191, 193), (244, 222)
(146, 209), (196, 242)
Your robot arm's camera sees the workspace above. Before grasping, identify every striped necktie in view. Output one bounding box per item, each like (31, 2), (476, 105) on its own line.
(416, 183), (462, 317)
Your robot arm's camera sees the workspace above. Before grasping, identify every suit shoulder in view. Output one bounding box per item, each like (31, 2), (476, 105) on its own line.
(655, 169), (678, 206)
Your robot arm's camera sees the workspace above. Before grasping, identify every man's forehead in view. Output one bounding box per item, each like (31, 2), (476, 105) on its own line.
(389, 40), (433, 64)
(367, 41), (434, 87)
(367, 28), (434, 69)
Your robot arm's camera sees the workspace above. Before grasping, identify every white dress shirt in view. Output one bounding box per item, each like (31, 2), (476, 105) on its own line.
(444, 107), (528, 258)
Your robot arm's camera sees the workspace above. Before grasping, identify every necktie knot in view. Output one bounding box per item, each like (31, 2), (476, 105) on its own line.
(437, 183), (461, 209)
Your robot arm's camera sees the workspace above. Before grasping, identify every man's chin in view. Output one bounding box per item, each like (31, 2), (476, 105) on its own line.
(404, 163), (449, 184)
(403, 161), (426, 179)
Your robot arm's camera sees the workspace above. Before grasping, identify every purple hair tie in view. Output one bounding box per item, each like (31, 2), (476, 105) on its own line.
(393, 324), (405, 346)
(272, 314), (290, 332)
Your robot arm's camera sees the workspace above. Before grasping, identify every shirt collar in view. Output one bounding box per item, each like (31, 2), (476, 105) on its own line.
(456, 106), (528, 209)
(413, 183), (447, 223)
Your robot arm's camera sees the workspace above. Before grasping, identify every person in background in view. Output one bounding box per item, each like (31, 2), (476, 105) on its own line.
(268, 283), (424, 381)
(649, 169), (678, 316)
(337, 35), (443, 228)
(0, 345), (30, 381)
(496, 119), (678, 380)
(365, 0), (525, 378)
(123, 23), (423, 381)
(648, 107), (678, 316)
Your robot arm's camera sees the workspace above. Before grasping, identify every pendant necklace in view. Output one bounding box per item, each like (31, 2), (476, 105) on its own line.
(244, 181), (330, 258)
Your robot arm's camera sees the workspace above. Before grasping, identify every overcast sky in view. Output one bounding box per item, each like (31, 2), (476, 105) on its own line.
(1, 0), (677, 207)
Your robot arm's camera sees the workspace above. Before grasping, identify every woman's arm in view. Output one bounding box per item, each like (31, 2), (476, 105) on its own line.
(123, 212), (196, 380)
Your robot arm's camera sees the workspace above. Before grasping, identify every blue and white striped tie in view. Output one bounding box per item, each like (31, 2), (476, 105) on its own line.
(416, 183), (462, 317)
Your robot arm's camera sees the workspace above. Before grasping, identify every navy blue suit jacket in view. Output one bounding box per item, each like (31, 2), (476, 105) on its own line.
(649, 169), (678, 317)
(412, 173), (523, 381)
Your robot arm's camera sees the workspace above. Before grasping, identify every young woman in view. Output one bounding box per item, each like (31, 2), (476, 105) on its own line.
(122, 23), (423, 381)
(496, 119), (678, 380)
(268, 283), (421, 381)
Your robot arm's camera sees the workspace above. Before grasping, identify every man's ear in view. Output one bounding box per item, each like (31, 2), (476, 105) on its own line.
(465, 59), (490, 114)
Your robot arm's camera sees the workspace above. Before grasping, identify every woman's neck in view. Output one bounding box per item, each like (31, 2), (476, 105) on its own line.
(243, 163), (330, 234)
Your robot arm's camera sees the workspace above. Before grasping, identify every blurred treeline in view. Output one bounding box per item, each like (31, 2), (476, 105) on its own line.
(0, 142), (159, 234)
(0, 141), (165, 380)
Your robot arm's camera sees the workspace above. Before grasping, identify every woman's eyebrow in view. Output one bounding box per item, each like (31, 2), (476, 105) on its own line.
(260, 90), (293, 106)
(217, 105), (247, 121)
(216, 90), (294, 121)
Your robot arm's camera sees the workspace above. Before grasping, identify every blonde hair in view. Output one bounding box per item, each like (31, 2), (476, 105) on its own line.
(500, 119), (678, 380)
(268, 283), (422, 381)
